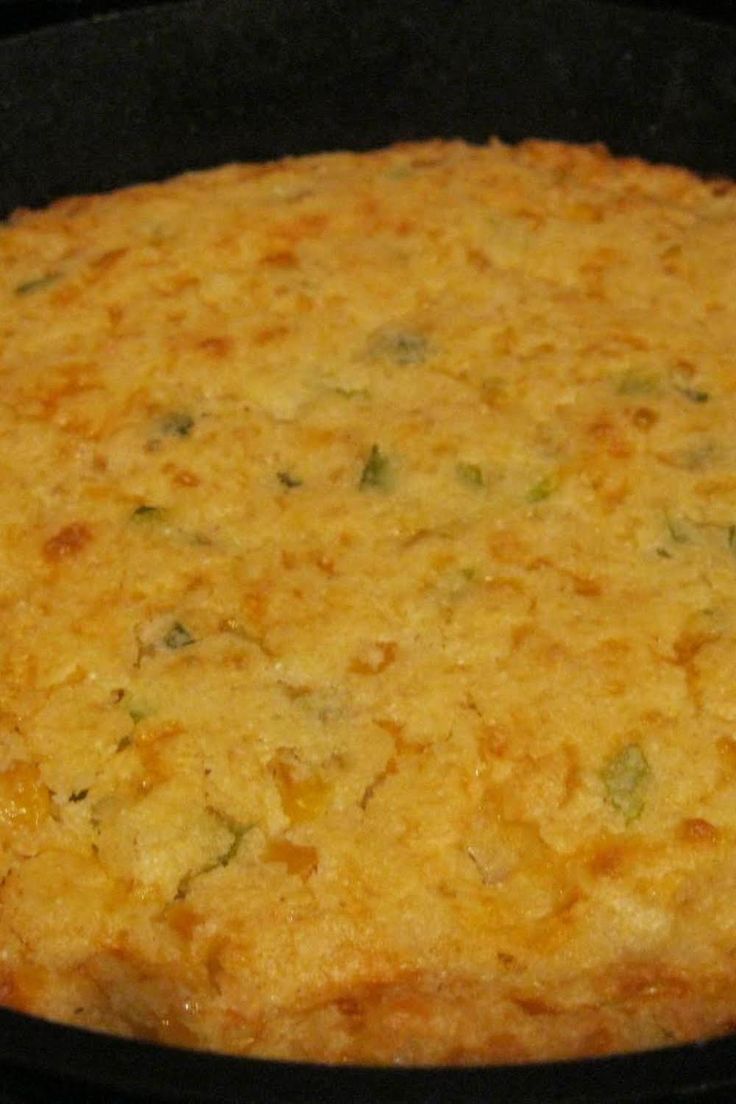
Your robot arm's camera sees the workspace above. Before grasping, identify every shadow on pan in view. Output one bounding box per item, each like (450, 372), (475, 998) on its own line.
(1, 1), (736, 1100)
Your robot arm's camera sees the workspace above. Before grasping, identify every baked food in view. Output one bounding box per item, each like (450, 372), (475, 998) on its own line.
(1, 137), (735, 1064)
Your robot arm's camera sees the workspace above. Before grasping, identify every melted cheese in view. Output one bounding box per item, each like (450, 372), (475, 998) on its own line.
(0, 138), (735, 1062)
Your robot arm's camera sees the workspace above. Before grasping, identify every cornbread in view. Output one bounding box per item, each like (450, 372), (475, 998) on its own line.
(1, 137), (736, 1064)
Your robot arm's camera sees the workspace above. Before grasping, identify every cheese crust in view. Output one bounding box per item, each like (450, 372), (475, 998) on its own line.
(1, 138), (736, 1064)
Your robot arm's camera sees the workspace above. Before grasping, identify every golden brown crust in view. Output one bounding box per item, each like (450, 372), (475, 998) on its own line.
(1, 137), (736, 1064)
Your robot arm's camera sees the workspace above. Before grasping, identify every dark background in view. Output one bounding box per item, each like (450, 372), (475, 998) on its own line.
(0, 0), (735, 36)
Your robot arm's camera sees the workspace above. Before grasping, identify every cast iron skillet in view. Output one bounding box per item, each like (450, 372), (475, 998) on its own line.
(2, 1), (736, 1100)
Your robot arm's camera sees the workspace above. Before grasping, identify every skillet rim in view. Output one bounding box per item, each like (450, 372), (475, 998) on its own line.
(2, 1002), (736, 1104)
(3, 0), (736, 215)
(2, 0), (736, 1098)
(0, 0), (734, 45)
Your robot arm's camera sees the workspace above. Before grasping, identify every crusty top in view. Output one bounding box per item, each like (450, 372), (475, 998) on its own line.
(1, 138), (736, 1064)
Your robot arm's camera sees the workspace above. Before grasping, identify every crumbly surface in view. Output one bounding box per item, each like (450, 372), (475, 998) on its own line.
(1, 138), (736, 1064)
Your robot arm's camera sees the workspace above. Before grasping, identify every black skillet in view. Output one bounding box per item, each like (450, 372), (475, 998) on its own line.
(1, 1), (736, 1100)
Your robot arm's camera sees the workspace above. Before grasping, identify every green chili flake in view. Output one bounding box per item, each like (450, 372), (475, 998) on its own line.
(665, 514), (690, 544)
(207, 807), (251, 861)
(176, 812), (252, 899)
(277, 471), (303, 489)
(113, 688), (154, 724)
(14, 272), (61, 296)
(616, 370), (659, 396)
(161, 411), (195, 437)
(333, 386), (371, 400)
(385, 164), (412, 180)
(216, 822), (248, 868)
(359, 444), (393, 490)
(163, 621), (195, 649)
(456, 462), (485, 488)
(729, 525), (736, 552)
(601, 744), (651, 823)
(366, 327), (428, 366)
(115, 689), (153, 724)
(672, 441), (718, 472)
(526, 475), (556, 503)
(69, 789), (89, 803)
(127, 702), (148, 724)
(131, 504), (167, 522)
(675, 385), (710, 404)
